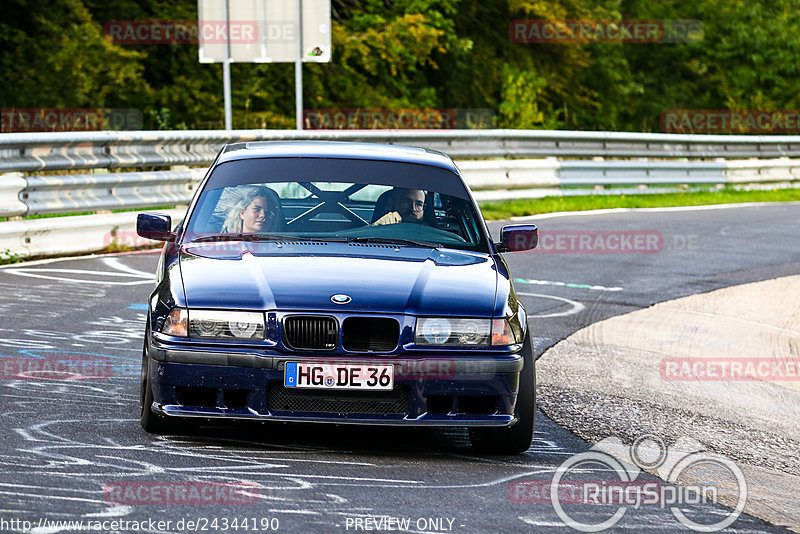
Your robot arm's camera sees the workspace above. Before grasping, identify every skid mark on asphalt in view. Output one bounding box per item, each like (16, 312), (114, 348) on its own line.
(0, 310), (145, 362)
(0, 280), (101, 319)
(0, 395), (574, 526)
(0, 256), (583, 527)
(0, 375), (765, 532)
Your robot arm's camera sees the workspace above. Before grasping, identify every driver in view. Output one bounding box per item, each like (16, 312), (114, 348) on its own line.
(372, 188), (426, 226)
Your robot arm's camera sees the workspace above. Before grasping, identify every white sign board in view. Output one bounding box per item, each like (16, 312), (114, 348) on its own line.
(198, 0), (331, 63)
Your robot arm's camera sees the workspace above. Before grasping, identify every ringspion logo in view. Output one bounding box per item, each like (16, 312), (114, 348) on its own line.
(512, 435), (747, 532)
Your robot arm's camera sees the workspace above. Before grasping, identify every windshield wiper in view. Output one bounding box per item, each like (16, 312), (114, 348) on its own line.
(190, 233), (346, 243)
(347, 236), (441, 248)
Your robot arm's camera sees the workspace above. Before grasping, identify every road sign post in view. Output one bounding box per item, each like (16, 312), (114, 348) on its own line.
(198, 0), (331, 130)
(295, 0), (303, 130)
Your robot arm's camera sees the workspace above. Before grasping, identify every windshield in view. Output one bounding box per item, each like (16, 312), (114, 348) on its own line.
(183, 158), (489, 252)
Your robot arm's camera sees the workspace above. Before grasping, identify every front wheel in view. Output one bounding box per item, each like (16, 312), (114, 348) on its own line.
(140, 328), (169, 434)
(468, 330), (535, 454)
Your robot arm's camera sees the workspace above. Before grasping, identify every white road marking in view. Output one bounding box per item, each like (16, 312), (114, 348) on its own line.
(519, 292), (585, 318)
(0, 489), (106, 504)
(82, 505), (133, 518)
(2, 268), (152, 285)
(101, 257), (155, 278)
(267, 509), (320, 515)
(386, 469), (553, 490)
(0, 251), (158, 270)
(0, 482), (97, 494)
(672, 308), (800, 335)
(4, 268), (145, 277)
(515, 277), (623, 292)
(3, 256), (154, 285)
(510, 201), (800, 221)
(168, 456), (377, 468)
(518, 516), (572, 527)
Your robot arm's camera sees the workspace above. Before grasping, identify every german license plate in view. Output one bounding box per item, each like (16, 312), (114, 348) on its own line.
(284, 362), (394, 390)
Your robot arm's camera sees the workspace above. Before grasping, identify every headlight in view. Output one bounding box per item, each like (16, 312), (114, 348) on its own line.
(189, 310), (266, 339)
(415, 318), (491, 346)
(161, 309), (265, 339)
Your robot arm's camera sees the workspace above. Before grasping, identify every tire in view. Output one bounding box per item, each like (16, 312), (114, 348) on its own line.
(469, 330), (535, 454)
(140, 327), (170, 434)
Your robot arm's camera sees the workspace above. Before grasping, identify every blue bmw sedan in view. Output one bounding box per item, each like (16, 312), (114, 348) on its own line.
(137, 141), (539, 454)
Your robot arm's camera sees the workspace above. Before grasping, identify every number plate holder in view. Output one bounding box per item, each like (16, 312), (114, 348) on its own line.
(284, 362), (394, 390)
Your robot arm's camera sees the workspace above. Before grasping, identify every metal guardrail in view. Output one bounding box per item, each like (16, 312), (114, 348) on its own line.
(0, 209), (187, 259)
(5, 157), (798, 218)
(2, 129), (800, 259)
(458, 158), (800, 201)
(3, 129), (800, 173)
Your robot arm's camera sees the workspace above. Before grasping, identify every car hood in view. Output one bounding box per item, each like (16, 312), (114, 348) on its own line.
(178, 242), (498, 316)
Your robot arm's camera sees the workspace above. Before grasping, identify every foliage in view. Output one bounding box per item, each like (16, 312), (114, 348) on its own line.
(1, 0), (799, 131)
(0, 0), (148, 110)
(0, 249), (26, 265)
(497, 65), (562, 129)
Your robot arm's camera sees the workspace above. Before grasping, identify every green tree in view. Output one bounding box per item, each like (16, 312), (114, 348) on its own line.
(306, 0), (470, 110)
(3, 0), (800, 133)
(0, 0), (149, 110)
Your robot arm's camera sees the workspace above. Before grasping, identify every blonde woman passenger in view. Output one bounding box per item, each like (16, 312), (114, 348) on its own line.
(221, 186), (281, 233)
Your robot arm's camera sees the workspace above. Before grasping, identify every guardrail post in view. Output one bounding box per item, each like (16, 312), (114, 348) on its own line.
(0, 172), (28, 218)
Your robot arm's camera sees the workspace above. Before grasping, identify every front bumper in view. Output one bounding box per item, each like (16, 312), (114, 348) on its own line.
(147, 339), (524, 427)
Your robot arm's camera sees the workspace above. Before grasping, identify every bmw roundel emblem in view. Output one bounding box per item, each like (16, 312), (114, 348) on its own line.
(331, 294), (351, 304)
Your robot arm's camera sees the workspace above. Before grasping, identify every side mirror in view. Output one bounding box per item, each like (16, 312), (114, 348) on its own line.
(497, 224), (538, 252)
(137, 213), (174, 241)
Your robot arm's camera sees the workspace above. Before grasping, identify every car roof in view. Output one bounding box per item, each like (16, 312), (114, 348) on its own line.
(218, 141), (458, 172)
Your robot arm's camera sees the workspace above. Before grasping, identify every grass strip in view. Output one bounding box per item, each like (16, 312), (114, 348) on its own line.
(479, 188), (800, 220)
(0, 206), (178, 222)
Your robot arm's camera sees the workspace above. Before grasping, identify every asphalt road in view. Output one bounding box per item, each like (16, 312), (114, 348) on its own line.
(1, 202), (798, 533)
